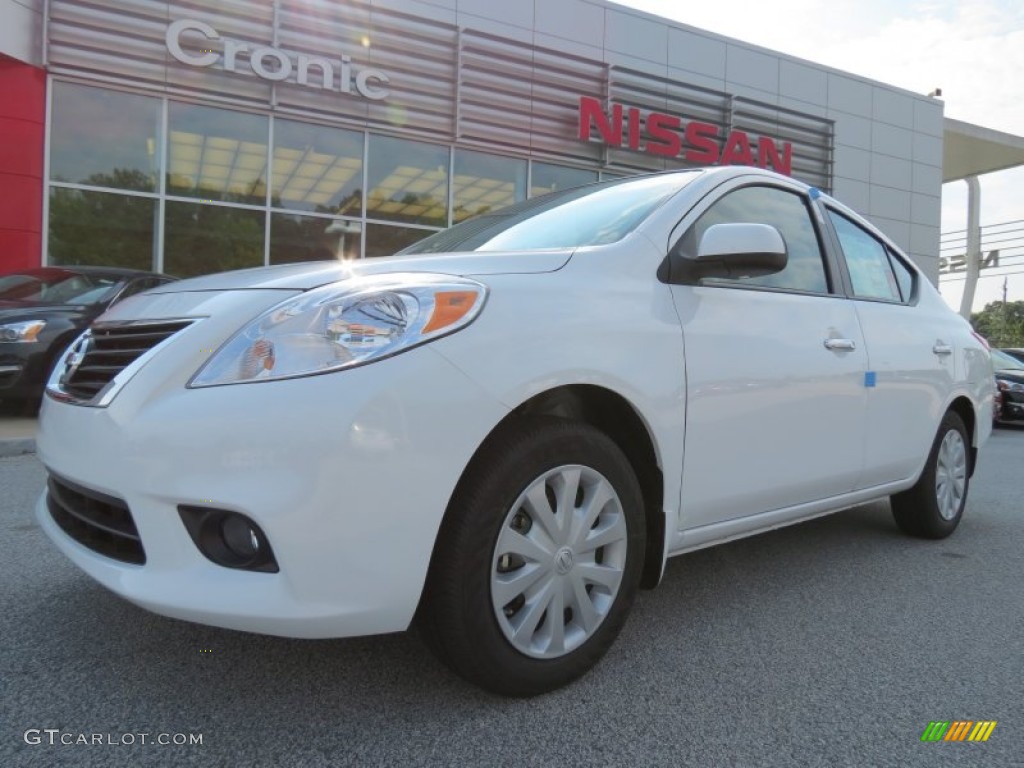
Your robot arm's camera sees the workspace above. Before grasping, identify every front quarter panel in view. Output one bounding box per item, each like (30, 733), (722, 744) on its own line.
(431, 236), (687, 534)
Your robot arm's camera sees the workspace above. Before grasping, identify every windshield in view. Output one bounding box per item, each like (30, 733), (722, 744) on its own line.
(400, 172), (698, 254)
(992, 349), (1024, 371)
(0, 270), (122, 305)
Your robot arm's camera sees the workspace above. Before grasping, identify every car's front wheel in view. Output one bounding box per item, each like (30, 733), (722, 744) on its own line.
(418, 417), (646, 696)
(890, 410), (970, 539)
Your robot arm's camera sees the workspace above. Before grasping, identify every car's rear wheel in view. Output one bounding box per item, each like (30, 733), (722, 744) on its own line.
(418, 417), (645, 696)
(890, 410), (970, 539)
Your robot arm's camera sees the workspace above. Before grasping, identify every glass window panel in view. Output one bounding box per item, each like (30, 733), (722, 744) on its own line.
(530, 163), (598, 198)
(272, 119), (364, 216)
(50, 82), (161, 192)
(365, 223), (436, 258)
(164, 202), (265, 277)
(270, 213), (361, 264)
(367, 136), (448, 227)
(679, 185), (829, 294)
(452, 150), (526, 223)
(887, 248), (915, 302)
(827, 211), (901, 301)
(167, 103), (268, 205)
(404, 174), (695, 254)
(48, 188), (156, 270)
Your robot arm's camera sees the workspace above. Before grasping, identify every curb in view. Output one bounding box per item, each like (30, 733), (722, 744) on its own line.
(0, 439), (36, 458)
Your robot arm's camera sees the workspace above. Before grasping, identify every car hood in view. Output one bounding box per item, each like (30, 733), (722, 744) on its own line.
(147, 250), (574, 294)
(0, 302), (90, 322)
(995, 369), (1024, 384)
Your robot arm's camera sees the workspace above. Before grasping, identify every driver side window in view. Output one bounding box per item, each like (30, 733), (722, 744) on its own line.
(676, 185), (830, 294)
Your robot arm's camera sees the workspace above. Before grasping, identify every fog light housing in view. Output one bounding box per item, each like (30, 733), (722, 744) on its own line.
(178, 506), (279, 573)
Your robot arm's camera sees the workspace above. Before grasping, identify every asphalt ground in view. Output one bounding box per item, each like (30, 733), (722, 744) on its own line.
(2, 427), (1022, 767)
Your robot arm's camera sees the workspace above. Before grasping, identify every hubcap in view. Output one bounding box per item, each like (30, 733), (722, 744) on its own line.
(491, 465), (628, 659)
(935, 428), (967, 521)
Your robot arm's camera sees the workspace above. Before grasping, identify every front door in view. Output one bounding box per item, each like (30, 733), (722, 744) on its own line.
(666, 183), (868, 529)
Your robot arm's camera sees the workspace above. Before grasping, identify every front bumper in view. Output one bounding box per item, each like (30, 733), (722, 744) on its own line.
(0, 343), (54, 401)
(36, 341), (507, 638)
(996, 383), (1024, 422)
(998, 397), (1024, 422)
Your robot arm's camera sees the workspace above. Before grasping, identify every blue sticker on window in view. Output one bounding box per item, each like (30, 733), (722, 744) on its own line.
(809, 187), (822, 200)
(864, 371), (877, 388)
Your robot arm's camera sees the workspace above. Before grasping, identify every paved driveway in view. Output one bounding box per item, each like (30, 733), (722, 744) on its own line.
(3, 428), (1023, 767)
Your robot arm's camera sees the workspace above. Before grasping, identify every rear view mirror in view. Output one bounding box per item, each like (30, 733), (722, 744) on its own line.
(685, 223), (788, 281)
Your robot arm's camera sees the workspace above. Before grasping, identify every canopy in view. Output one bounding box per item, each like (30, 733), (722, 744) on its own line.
(943, 118), (1024, 182)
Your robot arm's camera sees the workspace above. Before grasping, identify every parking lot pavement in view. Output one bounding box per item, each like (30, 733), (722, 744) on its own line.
(3, 428), (1023, 768)
(0, 415), (36, 457)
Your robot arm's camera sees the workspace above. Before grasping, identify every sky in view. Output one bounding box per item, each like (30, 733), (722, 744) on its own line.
(616, 0), (1024, 313)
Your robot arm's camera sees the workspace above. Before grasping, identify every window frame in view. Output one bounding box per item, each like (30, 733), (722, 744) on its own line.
(818, 203), (919, 306)
(662, 179), (842, 298)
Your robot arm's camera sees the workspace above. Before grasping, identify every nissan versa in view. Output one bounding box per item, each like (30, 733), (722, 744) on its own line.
(36, 168), (993, 696)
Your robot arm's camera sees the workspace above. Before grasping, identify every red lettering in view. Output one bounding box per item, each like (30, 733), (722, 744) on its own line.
(628, 108), (641, 150)
(645, 113), (681, 157)
(579, 98), (791, 173)
(578, 96), (623, 146)
(758, 137), (792, 176)
(721, 130), (753, 166)
(684, 122), (720, 164)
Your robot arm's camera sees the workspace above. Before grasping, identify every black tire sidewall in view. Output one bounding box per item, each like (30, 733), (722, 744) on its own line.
(893, 411), (969, 539)
(425, 417), (646, 696)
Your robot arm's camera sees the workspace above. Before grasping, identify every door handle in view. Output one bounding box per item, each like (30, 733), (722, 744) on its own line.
(932, 343), (953, 356)
(824, 338), (856, 351)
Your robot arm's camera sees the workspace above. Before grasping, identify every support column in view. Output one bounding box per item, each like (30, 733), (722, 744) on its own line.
(959, 175), (981, 320)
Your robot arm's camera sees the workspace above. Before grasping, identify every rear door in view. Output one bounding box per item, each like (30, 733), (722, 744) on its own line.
(667, 181), (869, 529)
(821, 207), (953, 487)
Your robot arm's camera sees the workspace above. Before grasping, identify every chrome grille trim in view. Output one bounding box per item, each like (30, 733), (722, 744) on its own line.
(46, 318), (198, 407)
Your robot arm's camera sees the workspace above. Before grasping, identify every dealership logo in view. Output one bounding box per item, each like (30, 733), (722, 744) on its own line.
(60, 332), (92, 387)
(578, 96), (792, 176)
(165, 19), (390, 101)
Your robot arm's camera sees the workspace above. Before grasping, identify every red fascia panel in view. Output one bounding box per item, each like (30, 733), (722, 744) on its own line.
(0, 57), (45, 270)
(0, 229), (41, 272)
(0, 115), (45, 177)
(0, 57), (46, 122)
(0, 173), (43, 232)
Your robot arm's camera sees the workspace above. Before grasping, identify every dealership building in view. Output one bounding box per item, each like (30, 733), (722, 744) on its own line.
(3, 0), (1024, 282)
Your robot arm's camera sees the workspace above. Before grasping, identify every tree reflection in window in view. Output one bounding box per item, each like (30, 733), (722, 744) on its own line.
(48, 179), (156, 270)
(164, 202), (265, 277)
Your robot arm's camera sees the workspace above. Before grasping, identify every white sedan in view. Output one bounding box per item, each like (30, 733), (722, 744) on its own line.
(36, 167), (993, 696)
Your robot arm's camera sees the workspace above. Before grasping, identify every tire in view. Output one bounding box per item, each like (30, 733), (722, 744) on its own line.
(417, 417), (646, 696)
(890, 411), (970, 539)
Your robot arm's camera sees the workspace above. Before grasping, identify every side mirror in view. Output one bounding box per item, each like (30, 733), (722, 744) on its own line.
(685, 223), (787, 280)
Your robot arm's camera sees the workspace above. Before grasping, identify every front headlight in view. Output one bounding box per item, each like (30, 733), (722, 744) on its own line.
(0, 320), (46, 343)
(997, 379), (1024, 392)
(189, 273), (487, 387)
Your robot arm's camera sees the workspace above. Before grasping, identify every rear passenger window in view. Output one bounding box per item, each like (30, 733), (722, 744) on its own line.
(827, 210), (901, 302)
(677, 185), (829, 294)
(887, 249), (915, 302)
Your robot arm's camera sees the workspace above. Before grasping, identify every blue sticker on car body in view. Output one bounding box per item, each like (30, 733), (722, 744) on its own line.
(864, 371), (877, 387)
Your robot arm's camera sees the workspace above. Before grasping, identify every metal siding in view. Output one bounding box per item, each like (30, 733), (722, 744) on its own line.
(45, 0), (834, 185)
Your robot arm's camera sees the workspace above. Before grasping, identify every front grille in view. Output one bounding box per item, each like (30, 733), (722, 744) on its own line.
(60, 320), (192, 401)
(47, 474), (146, 565)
